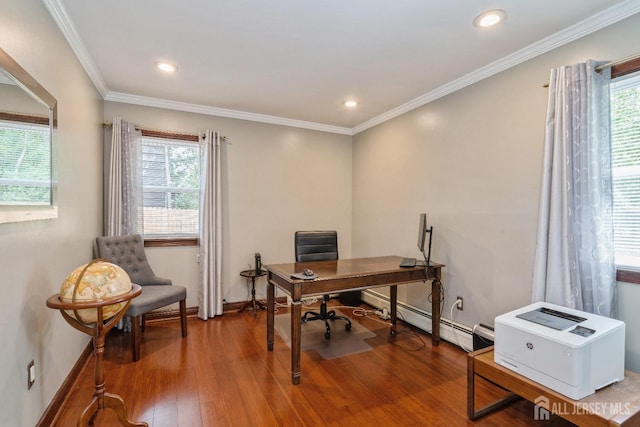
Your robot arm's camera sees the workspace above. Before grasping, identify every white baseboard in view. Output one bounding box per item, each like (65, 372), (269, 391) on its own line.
(360, 289), (473, 352)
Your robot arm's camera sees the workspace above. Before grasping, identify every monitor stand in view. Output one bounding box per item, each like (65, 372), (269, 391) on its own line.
(421, 226), (433, 267)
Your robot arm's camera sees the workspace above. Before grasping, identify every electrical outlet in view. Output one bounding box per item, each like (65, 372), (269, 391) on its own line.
(27, 360), (35, 390)
(456, 297), (463, 311)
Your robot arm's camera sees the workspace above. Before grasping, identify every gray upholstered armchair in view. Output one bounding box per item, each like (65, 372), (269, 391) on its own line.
(94, 234), (188, 361)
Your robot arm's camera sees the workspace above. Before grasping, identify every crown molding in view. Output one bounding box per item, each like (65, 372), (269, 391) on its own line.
(43, 0), (108, 97)
(104, 92), (353, 135)
(46, 0), (640, 137)
(352, 0), (640, 135)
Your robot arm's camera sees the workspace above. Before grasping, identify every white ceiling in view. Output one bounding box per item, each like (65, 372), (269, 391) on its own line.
(46, 0), (640, 135)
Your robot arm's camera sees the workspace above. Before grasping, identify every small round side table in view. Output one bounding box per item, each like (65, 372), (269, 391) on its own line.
(240, 269), (267, 318)
(46, 284), (146, 427)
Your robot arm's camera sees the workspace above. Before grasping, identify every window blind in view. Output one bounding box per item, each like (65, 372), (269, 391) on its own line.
(0, 120), (51, 205)
(611, 72), (640, 269)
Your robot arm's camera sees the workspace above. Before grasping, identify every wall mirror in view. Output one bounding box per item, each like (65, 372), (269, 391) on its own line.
(0, 47), (57, 224)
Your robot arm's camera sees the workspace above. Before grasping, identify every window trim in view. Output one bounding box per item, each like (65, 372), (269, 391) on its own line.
(144, 237), (199, 248)
(617, 270), (640, 285)
(611, 56), (640, 284)
(611, 57), (640, 79)
(0, 112), (50, 126)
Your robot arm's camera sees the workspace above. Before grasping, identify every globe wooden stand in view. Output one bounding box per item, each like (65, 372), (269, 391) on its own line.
(47, 285), (146, 427)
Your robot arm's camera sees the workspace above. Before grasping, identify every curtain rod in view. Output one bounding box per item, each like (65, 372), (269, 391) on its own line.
(595, 52), (640, 72)
(102, 122), (227, 142)
(542, 52), (640, 88)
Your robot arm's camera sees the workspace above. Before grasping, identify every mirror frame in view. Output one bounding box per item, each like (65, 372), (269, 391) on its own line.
(0, 47), (58, 223)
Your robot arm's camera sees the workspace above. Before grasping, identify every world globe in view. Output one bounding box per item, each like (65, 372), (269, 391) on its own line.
(59, 260), (132, 323)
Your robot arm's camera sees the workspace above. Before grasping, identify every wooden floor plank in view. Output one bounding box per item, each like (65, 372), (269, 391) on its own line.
(52, 302), (575, 426)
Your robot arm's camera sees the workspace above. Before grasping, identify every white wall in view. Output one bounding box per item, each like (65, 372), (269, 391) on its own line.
(104, 102), (353, 306)
(0, 0), (104, 425)
(352, 13), (640, 370)
(0, 84), (48, 114)
(4, 3), (640, 424)
(618, 282), (640, 372)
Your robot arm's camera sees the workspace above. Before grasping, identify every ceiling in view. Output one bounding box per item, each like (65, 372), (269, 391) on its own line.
(46, 0), (640, 135)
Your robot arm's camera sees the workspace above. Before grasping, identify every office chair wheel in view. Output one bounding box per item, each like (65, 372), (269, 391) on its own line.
(324, 321), (331, 339)
(345, 323), (351, 331)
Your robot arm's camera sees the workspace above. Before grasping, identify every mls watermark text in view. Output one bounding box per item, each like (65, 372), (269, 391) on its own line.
(534, 395), (631, 421)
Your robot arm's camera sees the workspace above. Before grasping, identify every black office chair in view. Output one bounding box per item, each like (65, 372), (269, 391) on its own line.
(295, 231), (351, 339)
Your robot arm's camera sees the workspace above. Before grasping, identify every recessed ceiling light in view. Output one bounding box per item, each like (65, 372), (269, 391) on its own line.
(154, 61), (178, 73)
(344, 100), (358, 108)
(473, 9), (507, 28)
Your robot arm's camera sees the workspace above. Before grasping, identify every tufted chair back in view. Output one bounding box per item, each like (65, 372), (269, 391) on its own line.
(95, 234), (172, 286)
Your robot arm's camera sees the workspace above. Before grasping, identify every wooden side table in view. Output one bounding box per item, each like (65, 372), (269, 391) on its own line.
(468, 346), (640, 426)
(47, 285), (146, 427)
(240, 269), (267, 318)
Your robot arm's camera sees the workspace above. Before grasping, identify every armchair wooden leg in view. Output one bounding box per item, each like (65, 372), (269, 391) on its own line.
(131, 315), (141, 362)
(179, 299), (187, 337)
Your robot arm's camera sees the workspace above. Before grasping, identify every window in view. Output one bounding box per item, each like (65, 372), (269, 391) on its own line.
(0, 47), (57, 224)
(611, 66), (640, 277)
(0, 119), (51, 205)
(139, 136), (200, 238)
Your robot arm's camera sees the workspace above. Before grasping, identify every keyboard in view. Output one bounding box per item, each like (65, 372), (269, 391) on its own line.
(399, 257), (417, 268)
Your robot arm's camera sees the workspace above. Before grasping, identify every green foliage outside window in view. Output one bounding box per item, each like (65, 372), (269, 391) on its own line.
(611, 77), (640, 268)
(140, 137), (200, 236)
(611, 87), (640, 167)
(166, 145), (199, 210)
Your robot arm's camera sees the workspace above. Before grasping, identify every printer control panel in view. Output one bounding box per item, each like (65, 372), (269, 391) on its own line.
(569, 325), (596, 337)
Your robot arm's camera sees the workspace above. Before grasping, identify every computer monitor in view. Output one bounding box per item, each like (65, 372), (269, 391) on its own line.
(417, 213), (427, 252)
(417, 213), (433, 265)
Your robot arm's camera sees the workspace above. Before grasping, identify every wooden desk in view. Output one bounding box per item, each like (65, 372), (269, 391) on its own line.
(468, 347), (640, 426)
(266, 255), (444, 385)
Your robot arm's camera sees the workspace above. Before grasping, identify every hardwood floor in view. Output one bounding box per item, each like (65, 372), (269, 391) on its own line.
(52, 303), (575, 426)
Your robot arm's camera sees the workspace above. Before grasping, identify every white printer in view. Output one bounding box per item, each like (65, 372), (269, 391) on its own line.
(494, 302), (625, 400)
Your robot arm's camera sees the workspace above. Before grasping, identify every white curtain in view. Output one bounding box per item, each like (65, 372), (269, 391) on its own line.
(198, 130), (223, 319)
(106, 116), (142, 236)
(532, 60), (617, 317)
